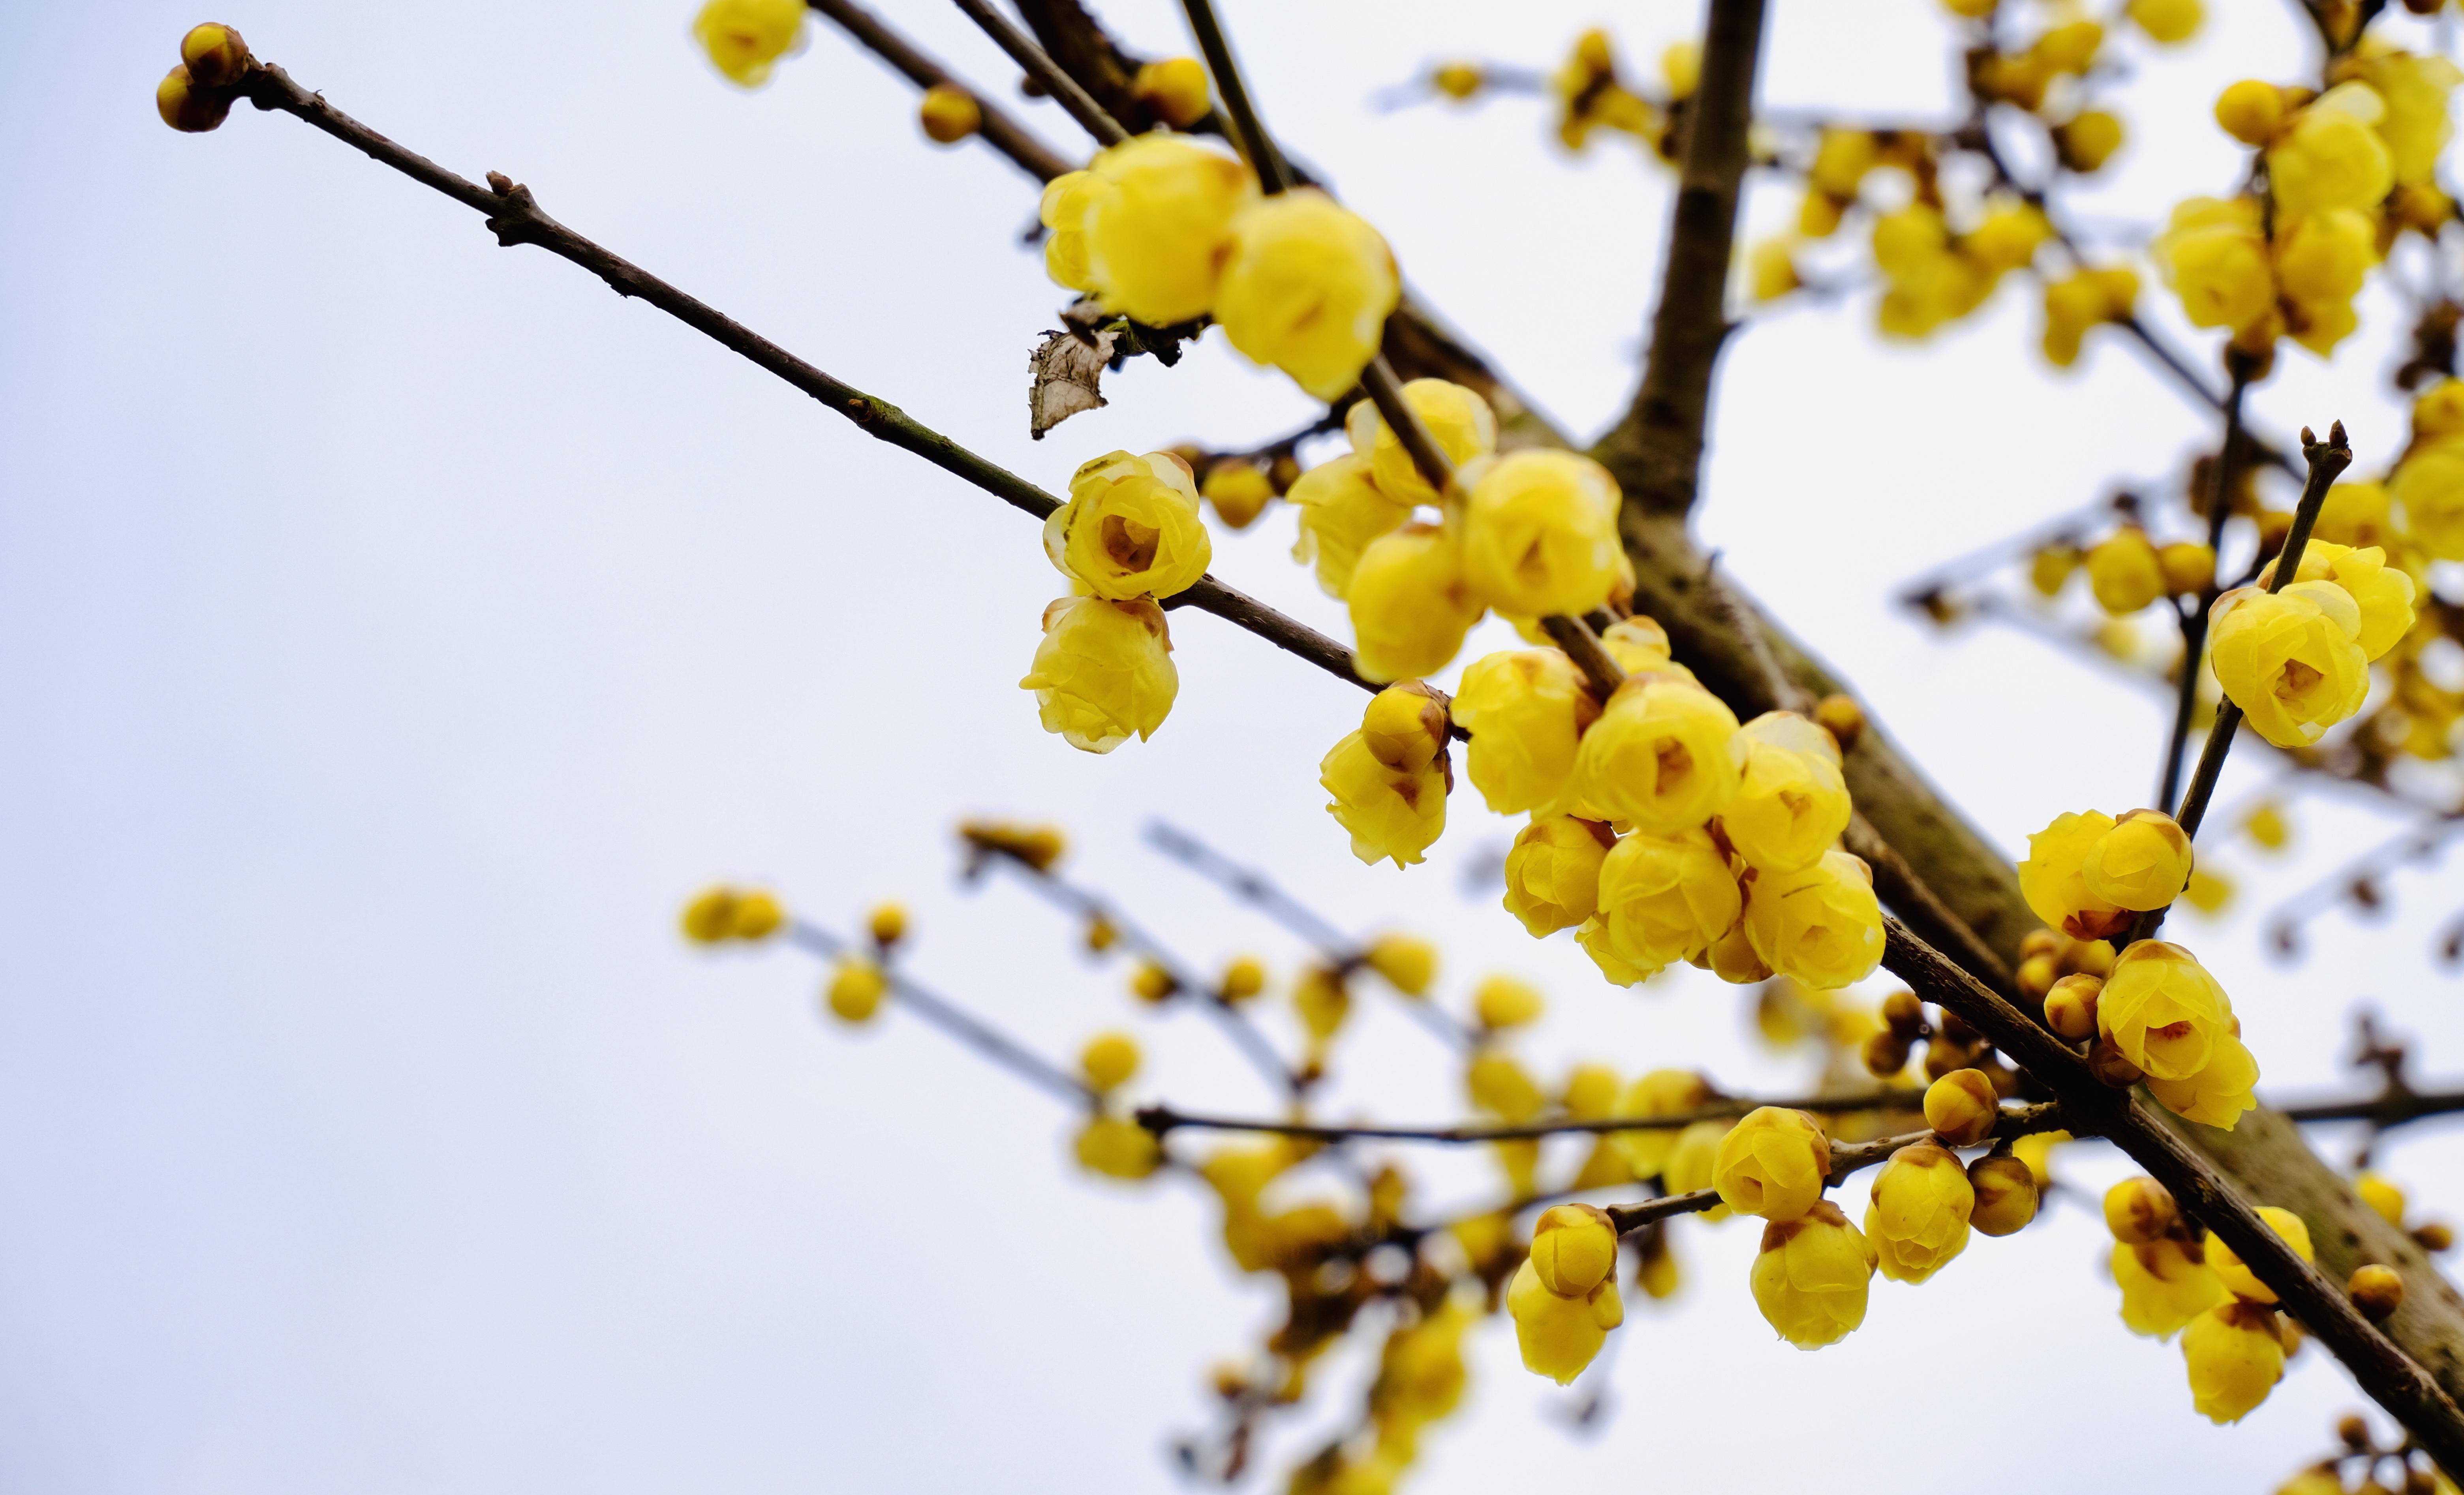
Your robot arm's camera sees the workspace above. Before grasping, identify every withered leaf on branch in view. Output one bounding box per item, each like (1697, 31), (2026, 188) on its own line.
(1029, 320), (1117, 440)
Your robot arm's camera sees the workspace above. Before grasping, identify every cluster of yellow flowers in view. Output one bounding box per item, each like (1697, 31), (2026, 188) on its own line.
(2160, 53), (2459, 361)
(1072, 1029), (1164, 1179)
(2105, 1176), (2318, 1423)
(1546, 28), (1699, 158)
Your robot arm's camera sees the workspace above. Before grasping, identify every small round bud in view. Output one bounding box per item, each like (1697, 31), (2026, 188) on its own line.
(1080, 1029), (1140, 1091)
(1131, 56), (1213, 128)
(1073, 1114), (1161, 1179)
(1432, 61), (1484, 101)
(679, 885), (740, 945)
(1130, 960), (1179, 1003)
(1364, 932), (1438, 996)
(1360, 685), (1450, 773)
(156, 64), (232, 132)
(1862, 1030), (1912, 1080)
(2158, 541), (2216, 596)
(1217, 955), (1267, 1003)
(2088, 1035), (2145, 1087)
(867, 900), (908, 946)
(1084, 913), (1119, 952)
(2019, 929), (2062, 963)
(826, 958), (888, 1023)
(1200, 460), (1275, 529)
(2413, 1221), (2455, 1253)
(2017, 953), (2058, 1000)
(1813, 693), (1864, 752)
(1473, 973), (1545, 1030)
(728, 890), (784, 941)
(1881, 989), (1925, 1035)
(2349, 1263), (2405, 1320)
(2104, 1176), (2178, 1245)
(2053, 109), (2125, 173)
(1923, 1038), (1981, 1082)
(1924, 1068), (2000, 1147)
(1968, 1154), (2040, 1236)
(918, 83), (982, 144)
(2214, 79), (2286, 146)
(180, 23), (253, 87)
(2356, 1170), (2406, 1226)
(2043, 973), (2103, 1039)
(2058, 937), (2116, 977)
(2338, 1414), (2372, 1450)
(1529, 1203), (1619, 1296)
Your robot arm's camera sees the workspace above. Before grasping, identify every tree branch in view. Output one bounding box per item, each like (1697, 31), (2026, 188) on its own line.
(807, 0), (1078, 182)
(950, 0), (1128, 148)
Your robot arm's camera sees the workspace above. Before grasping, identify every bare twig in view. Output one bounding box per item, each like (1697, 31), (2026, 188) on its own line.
(1178, 0), (1290, 189)
(950, 0), (1128, 147)
(808, 0), (1077, 181)
(1138, 1090), (1996, 1146)
(2157, 357), (2253, 811)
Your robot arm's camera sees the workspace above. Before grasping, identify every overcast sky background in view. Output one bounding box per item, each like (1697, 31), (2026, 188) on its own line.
(6, 1), (2464, 1490)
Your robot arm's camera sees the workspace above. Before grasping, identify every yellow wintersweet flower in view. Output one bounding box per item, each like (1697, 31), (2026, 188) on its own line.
(1968, 1155), (2040, 1236)
(1347, 522), (1486, 684)
(2421, 378), (2464, 437)
(2358, 1170), (2407, 1226)
(1506, 1253), (1623, 1383)
(2019, 809), (2130, 941)
(826, 957), (888, 1022)
(2012, 1130), (2068, 1191)
(1595, 826), (1741, 971)
(1530, 1203), (1619, 1296)
(1576, 915), (1655, 986)
(1571, 679), (1743, 833)
(2215, 80), (2288, 147)
(2041, 265), (2139, 367)
(2153, 196), (2273, 332)
(2274, 208), (2378, 307)
(1923, 1069), (1999, 1148)
(1968, 201), (2052, 273)
(2269, 83), (2396, 218)
(2207, 1205), (2314, 1304)
(2098, 940), (2232, 1081)
(1320, 729), (1447, 869)
(2055, 110), (2125, 174)
(1082, 134), (1259, 327)
(2146, 1031), (2260, 1128)
(1292, 964), (1350, 1043)
(1365, 933), (1437, 995)
(1502, 817), (1613, 935)
(1200, 461), (1274, 530)
(1459, 451), (1626, 618)
(2209, 582), (2371, 748)
(1466, 1051), (1545, 1122)
(1699, 917), (1773, 984)
(2360, 51), (2463, 185)
(2082, 809), (2195, 911)
(1361, 682), (1450, 773)
(680, 884), (779, 944)
(1215, 190), (1400, 401)
(1020, 597), (1178, 753)
(918, 84), (981, 144)
(1713, 1106), (1831, 1223)
(2106, 1175), (2179, 1243)
(1046, 451), (1212, 600)
(1742, 848), (1886, 988)
(1613, 1069), (1713, 1180)
(1870, 204), (1991, 340)
(1074, 1114), (1162, 1179)
(1131, 56), (1213, 128)
(1288, 454), (1412, 598)
(1080, 1030), (1140, 1091)
(693, 0), (806, 88)
(1474, 973), (1546, 1030)
(2115, 1238), (2227, 1337)
(2086, 527), (2166, 614)
(2126, 0), (2203, 44)
(1749, 238), (1801, 302)
(1345, 379), (1498, 508)
(1039, 170), (1110, 293)
(2312, 480), (2395, 549)
(1721, 711), (1852, 873)
(1749, 1201), (1876, 1349)
(1863, 1143), (1974, 1284)
(2392, 440), (2464, 560)
(2259, 539), (2419, 661)
(2183, 1301), (2286, 1423)
(1454, 650), (1597, 814)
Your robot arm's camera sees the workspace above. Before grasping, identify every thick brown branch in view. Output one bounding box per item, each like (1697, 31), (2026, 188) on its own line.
(807, 0), (1077, 182)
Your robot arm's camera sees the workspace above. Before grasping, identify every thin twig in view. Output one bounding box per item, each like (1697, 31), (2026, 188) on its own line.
(1138, 1090), (1988, 1146)
(809, 0), (1077, 181)
(950, 0), (1128, 147)
(1178, 0), (1290, 189)
(2157, 359), (2252, 810)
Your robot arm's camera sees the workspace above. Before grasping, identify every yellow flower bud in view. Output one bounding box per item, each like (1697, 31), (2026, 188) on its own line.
(1700, 916), (1775, 984)
(1215, 190), (1400, 401)
(866, 900), (908, 947)
(2214, 80), (2287, 146)
(2209, 581), (2372, 748)
(1321, 728), (1448, 868)
(2154, 196), (2273, 332)
(1572, 679), (1743, 834)
(1864, 1143), (1975, 1283)
(1218, 955), (1268, 1003)
(2040, 266), (2140, 367)
(1039, 170), (1108, 293)
(2158, 541), (2215, 596)
(2097, 941), (2233, 1081)
(1345, 380), (1497, 509)
(2087, 527), (2166, 614)
(826, 958), (888, 1022)
(2145, 1030), (2261, 1130)
(1047, 451), (1211, 601)
(1466, 1050), (1544, 1122)
(680, 885), (740, 945)
(2312, 480), (2393, 550)
(2182, 1300), (2286, 1423)
(1347, 522), (1486, 684)
(2270, 85), (2396, 219)
(2127, 0), (2203, 43)
(1293, 964), (1350, 1041)
(2055, 110), (2126, 173)
(2044, 972), (2103, 1039)
(1749, 238), (1802, 303)
(961, 818), (1069, 871)
(2019, 810), (2131, 941)
(2114, 1237), (2226, 1338)
(1074, 1114), (1162, 1179)
(2275, 208), (2378, 312)
(1199, 460), (1275, 530)
(1613, 1069), (1713, 1180)
(1131, 56), (1213, 129)
(2013, 1130), (2067, 1190)
(1130, 960), (1178, 1004)
(1081, 134), (1258, 326)
(1457, 451), (1625, 618)
(1503, 816), (1613, 935)
(157, 64), (234, 133)
(1722, 712), (1853, 873)
(1360, 683), (1450, 774)
(2258, 539), (2418, 661)
(2358, 1170), (2407, 1226)
(2035, 18), (2105, 72)
(1080, 1030), (1141, 1091)
(180, 23), (253, 87)
(1923, 1069), (2000, 1148)
(2106, 1177), (2180, 1245)
(2083, 810), (2195, 912)
(2207, 1205), (2314, 1304)
(1287, 453), (1411, 598)
(1506, 1256), (1623, 1383)
(1531, 1202), (1619, 1296)
(1714, 1106), (1832, 1223)
(1596, 615), (1673, 671)
(728, 890), (784, 941)
(1432, 62), (1485, 101)
(2351, 1262), (2405, 1320)
(693, 0), (808, 88)
(1364, 933), (1437, 995)
(1454, 650), (1597, 814)
(1020, 596), (1178, 754)
(2418, 377), (2464, 438)
(1742, 848), (1886, 988)
(1474, 973), (1546, 1030)
(917, 83), (981, 144)
(1592, 826), (1740, 972)
(2392, 441), (2464, 560)
(1750, 1201), (1876, 1349)
(1968, 1154), (2040, 1236)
